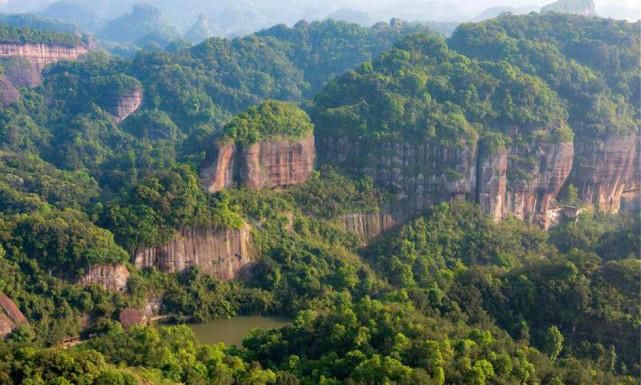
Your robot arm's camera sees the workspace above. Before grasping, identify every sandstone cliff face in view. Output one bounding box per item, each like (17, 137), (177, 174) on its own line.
(107, 87), (143, 123)
(478, 141), (575, 228)
(318, 137), (477, 216)
(319, 135), (575, 228)
(0, 43), (89, 74)
(79, 264), (130, 293)
(201, 134), (316, 192)
(0, 293), (28, 338)
(0, 43), (88, 90)
(134, 224), (253, 281)
(340, 212), (397, 244)
(570, 133), (640, 213)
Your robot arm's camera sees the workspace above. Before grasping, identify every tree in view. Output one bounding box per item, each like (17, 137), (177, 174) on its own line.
(543, 326), (564, 361)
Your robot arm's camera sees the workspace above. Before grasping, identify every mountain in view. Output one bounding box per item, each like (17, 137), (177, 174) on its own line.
(472, 5), (539, 21)
(541, 0), (597, 16)
(0, 13), (637, 385)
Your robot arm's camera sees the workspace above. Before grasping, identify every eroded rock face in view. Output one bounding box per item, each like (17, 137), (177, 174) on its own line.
(79, 264), (130, 293)
(478, 141), (575, 228)
(201, 134), (316, 192)
(570, 133), (640, 213)
(0, 293), (28, 338)
(108, 87), (143, 123)
(318, 137), (478, 216)
(134, 224), (253, 281)
(0, 43), (89, 73)
(340, 212), (397, 243)
(319, 134), (575, 228)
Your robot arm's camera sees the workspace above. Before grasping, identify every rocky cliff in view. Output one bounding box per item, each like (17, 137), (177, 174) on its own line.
(0, 293), (28, 338)
(319, 135), (576, 228)
(107, 86), (143, 123)
(478, 140), (575, 228)
(79, 264), (130, 293)
(0, 43), (89, 89)
(134, 224), (254, 281)
(318, 137), (477, 216)
(201, 134), (316, 192)
(0, 43), (89, 73)
(570, 133), (640, 213)
(340, 212), (397, 244)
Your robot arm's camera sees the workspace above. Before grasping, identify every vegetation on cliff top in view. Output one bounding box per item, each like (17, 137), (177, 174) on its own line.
(448, 13), (640, 135)
(0, 24), (84, 47)
(220, 100), (313, 145)
(312, 32), (569, 145)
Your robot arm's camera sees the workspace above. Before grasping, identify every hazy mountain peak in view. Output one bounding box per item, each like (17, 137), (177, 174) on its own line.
(541, 0), (597, 16)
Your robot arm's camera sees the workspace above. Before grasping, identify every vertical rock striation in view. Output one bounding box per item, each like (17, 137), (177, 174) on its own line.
(0, 43), (89, 73)
(570, 133), (640, 213)
(107, 86), (143, 123)
(319, 134), (575, 229)
(317, 137), (477, 216)
(339, 212), (397, 243)
(476, 141), (574, 228)
(134, 224), (254, 281)
(200, 134), (316, 192)
(0, 43), (89, 88)
(79, 264), (130, 293)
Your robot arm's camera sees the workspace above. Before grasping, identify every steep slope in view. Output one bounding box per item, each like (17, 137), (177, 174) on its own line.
(449, 14), (640, 214)
(201, 101), (316, 192)
(312, 33), (574, 226)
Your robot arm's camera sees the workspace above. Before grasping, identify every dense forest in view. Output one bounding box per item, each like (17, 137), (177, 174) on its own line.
(0, 13), (637, 385)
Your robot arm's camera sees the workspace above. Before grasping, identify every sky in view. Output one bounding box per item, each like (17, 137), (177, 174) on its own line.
(0, 0), (638, 25)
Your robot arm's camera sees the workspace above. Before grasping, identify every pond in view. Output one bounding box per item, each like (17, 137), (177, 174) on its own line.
(188, 316), (291, 346)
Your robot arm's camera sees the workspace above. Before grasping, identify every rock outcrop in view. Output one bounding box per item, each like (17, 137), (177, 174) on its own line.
(478, 141), (574, 228)
(0, 293), (28, 338)
(0, 43), (89, 73)
(201, 134), (316, 192)
(107, 86), (143, 123)
(340, 212), (397, 244)
(570, 133), (640, 213)
(0, 43), (89, 88)
(79, 264), (130, 293)
(541, 0), (596, 16)
(317, 137), (477, 216)
(319, 135), (575, 228)
(134, 224), (254, 281)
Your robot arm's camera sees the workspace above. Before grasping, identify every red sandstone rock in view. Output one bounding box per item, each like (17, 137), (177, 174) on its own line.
(108, 87), (143, 123)
(570, 133), (639, 213)
(0, 293), (28, 338)
(119, 308), (146, 328)
(134, 224), (253, 281)
(200, 134), (316, 192)
(79, 264), (130, 293)
(340, 212), (397, 244)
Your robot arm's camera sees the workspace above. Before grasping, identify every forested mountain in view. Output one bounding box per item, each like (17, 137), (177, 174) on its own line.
(0, 12), (637, 385)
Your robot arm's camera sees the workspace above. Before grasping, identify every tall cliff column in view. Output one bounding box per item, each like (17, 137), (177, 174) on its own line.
(476, 137), (508, 222)
(200, 101), (316, 192)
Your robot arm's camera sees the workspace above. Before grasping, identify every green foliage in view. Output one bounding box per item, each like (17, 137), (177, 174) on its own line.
(449, 13), (640, 136)
(221, 100), (313, 145)
(8, 209), (129, 276)
(312, 32), (568, 145)
(101, 165), (243, 250)
(543, 326), (564, 361)
(0, 24), (83, 46)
